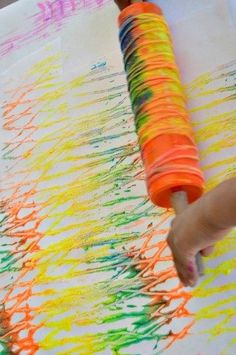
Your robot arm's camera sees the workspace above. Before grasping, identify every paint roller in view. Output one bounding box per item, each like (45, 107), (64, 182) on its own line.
(118, 1), (205, 275)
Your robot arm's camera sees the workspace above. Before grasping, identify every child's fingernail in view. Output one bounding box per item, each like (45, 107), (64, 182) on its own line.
(187, 264), (194, 273)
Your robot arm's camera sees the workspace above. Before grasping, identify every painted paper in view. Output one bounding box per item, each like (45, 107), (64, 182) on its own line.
(0, 0), (235, 353)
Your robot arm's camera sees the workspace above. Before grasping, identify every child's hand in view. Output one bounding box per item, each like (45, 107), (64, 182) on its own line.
(167, 202), (229, 287)
(167, 179), (236, 287)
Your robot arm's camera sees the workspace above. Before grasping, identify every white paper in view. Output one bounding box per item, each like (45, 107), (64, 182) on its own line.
(0, 1), (235, 354)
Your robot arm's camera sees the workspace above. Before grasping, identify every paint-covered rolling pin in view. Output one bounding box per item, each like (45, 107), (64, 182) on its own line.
(118, 1), (205, 276)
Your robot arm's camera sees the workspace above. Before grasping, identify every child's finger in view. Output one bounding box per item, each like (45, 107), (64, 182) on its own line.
(175, 255), (198, 287)
(167, 233), (199, 286)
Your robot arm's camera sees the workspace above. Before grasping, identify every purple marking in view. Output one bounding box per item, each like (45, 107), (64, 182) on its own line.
(0, 0), (111, 58)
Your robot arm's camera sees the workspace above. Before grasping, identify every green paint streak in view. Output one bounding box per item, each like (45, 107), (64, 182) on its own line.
(103, 196), (141, 206)
(108, 209), (156, 227)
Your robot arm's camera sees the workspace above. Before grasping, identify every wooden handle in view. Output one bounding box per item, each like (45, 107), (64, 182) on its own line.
(171, 191), (204, 276)
(131, 0), (143, 3)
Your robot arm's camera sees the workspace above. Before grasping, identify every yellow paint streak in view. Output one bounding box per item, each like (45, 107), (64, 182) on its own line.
(194, 111), (236, 140)
(203, 156), (236, 172)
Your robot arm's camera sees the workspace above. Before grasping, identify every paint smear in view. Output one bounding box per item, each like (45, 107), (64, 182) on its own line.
(0, 47), (235, 354)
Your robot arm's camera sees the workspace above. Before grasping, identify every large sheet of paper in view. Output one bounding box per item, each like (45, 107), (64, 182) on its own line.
(0, 0), (235, 354)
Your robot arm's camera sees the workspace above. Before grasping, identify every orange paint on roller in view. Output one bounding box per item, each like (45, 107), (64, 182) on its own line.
(118, 2), (205, 275)
(142, 135), (204, 208)
(118, 2), (162, 23)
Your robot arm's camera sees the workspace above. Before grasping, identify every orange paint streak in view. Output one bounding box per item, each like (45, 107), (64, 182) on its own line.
(127, 211), (194, 347)
(0, 78), (45, 352)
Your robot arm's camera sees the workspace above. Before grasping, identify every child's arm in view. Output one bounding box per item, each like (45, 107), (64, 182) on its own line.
(167, 177), (236, 286)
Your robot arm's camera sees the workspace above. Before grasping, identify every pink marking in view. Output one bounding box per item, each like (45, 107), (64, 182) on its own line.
(96, 0), (104, 7)
(81, 0), (105, 9)
(50, 0), (60, 21)
(37, 0), (75, 22)
(37, 1), (51, 21)
(0, 0), (111, 58)
(187, 263), (194, 273)
(58, 0), (65, 16)
(70, 0), (77, 10)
